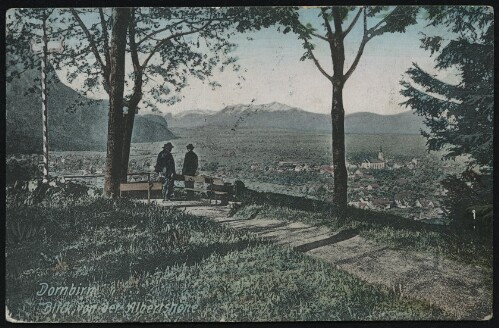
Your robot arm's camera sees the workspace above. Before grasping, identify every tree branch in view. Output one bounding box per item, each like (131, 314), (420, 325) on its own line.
(320, 8), (334, 40)
(43, 8), (56, 21)
(343, 10), (369, 82)
(305, 41), (333, 82)
(370, 8), (392, 31)
(299, 22), (328, 42)
(311, 30), (329, 42)
(343, 7), (363, 39)
(127, 8), (142, 109)
(141, 19), (213, 68)
(98, 8), (111, 67)
(331, 8), (344, 35)
(137, 11), (242, 47)
(136, 19), (187, 46)
(366, 7), (399, 41)
(70, 9), (107, 73)
(320, 7), (338, 73)
(129, 11), (140, 70)
(364, 7), (368, 33)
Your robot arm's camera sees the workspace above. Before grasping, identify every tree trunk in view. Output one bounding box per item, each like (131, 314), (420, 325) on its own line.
(119, 74), (142, 183)
(331, 78), (348, 220)
(330, 9), (348, 221)
(120, 11), (142, 183)
(104, 8), (130, 198)
(120, 104), (136, 182)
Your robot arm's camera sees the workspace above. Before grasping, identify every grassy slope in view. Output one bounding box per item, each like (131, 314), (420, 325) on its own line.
(232, 201), (493, 269)
(6, 189), (444, 322)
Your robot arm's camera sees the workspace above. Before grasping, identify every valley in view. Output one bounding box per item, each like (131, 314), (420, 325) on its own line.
(7, 126), (466, 223)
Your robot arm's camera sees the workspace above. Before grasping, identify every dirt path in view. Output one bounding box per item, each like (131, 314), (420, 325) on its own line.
(146, 200), (492, 320)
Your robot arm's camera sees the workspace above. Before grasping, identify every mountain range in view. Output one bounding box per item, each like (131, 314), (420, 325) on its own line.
(6, 66), (175, 153)
(165, 102), (425, 134)
(7, 66), (424, 154)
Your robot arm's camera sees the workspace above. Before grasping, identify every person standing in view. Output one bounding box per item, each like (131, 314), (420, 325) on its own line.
(155, 142), (176, 201)
(182, 143), (198, 198)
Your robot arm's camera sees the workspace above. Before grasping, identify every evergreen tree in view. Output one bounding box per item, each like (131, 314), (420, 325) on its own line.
(400, 6), (493, 230)
(400, 6), (493, 170)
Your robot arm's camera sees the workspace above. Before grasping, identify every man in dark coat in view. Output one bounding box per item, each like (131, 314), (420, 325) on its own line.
(155, 142), (176, 201)
(182, 143), (198, 198)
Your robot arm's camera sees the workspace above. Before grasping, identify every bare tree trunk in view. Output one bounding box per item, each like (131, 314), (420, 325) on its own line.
(104, 8), (130, 198)
(119, 79), (142, 183)
(330, 8), (348, 221)
(120, 103), (136, 182)
(331, 78), (348, 220)
(120, 10), (142, 183)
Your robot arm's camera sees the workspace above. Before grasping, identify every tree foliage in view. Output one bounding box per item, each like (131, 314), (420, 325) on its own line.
(400, 6), (494, 230)
(6, 7), (298, 194)
(440, 171), (493, 232)
(6, 7), (297, 111)
(400, 6), (494, 170)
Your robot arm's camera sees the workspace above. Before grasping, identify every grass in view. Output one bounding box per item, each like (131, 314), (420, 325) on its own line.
(6, 185), (445, 322)
(233, 190), (493, 269)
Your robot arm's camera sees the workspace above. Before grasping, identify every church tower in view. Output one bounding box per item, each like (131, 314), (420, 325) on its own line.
(378, 145), (384, 161)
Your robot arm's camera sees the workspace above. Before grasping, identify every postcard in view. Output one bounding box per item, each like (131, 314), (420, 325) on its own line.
(5, 5), (494, 322)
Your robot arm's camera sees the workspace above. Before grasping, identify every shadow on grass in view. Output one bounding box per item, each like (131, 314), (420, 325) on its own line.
(91, 239), (270, 284)
(294, 228), (359, 252)
(235, 221), (289, 234)
(240, 189), (448, 234)
(240, 189), (331, 213)
(346, 207), (448, 234)
(334, 245), (390, 265)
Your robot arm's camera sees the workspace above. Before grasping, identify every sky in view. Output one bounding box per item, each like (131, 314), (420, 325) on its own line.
(164, 8), (458, 115)
(170, 24), (432, 115)
(11, 7), (460, 116)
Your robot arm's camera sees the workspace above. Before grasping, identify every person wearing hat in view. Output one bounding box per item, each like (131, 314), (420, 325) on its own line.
(155, 142), (176, 201)
(182, 143), (199, 199)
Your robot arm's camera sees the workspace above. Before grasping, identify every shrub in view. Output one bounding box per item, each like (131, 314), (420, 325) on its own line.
(441, 171), (493, 236)
(6, 158), (41, 184)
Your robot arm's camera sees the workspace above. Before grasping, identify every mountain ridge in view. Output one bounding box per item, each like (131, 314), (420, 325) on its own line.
(6, 66), (176, 153)
(166, 102), (425, 134)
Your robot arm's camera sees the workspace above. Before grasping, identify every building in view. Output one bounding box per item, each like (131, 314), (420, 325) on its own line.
(351, 183), (363, 190)
(363, 174), (375, 180)
(349, 200), (372, 210)
(392, 163), (402, 169)
(372, 198), (391, 209)
(353, 169), (364, 179)
(366, 183), (379, 190)
(393, 191), (413, 208)
(360, 146), (386, 170)
(415, 199), (435, 209)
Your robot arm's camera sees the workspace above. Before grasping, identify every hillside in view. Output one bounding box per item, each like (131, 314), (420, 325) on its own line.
(6, 187), (447, 321)
(345, 111), (426, 135)
(167, 102), (425, 134)
(6, 66), (175, 153)
(132, 114), (176, 143)
(164, 109), (216, 129)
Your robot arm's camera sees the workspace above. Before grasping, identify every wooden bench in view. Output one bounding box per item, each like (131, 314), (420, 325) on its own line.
(120, 173), (232, 204)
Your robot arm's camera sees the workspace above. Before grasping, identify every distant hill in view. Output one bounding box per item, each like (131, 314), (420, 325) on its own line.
(166, 102), (425, 134)
(132, 114), (176, 143)
(164, 109), (217, 129)
(344, 111), (425, 135)
(6, 66), (175, 153)
(167, 102), (328, 130)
